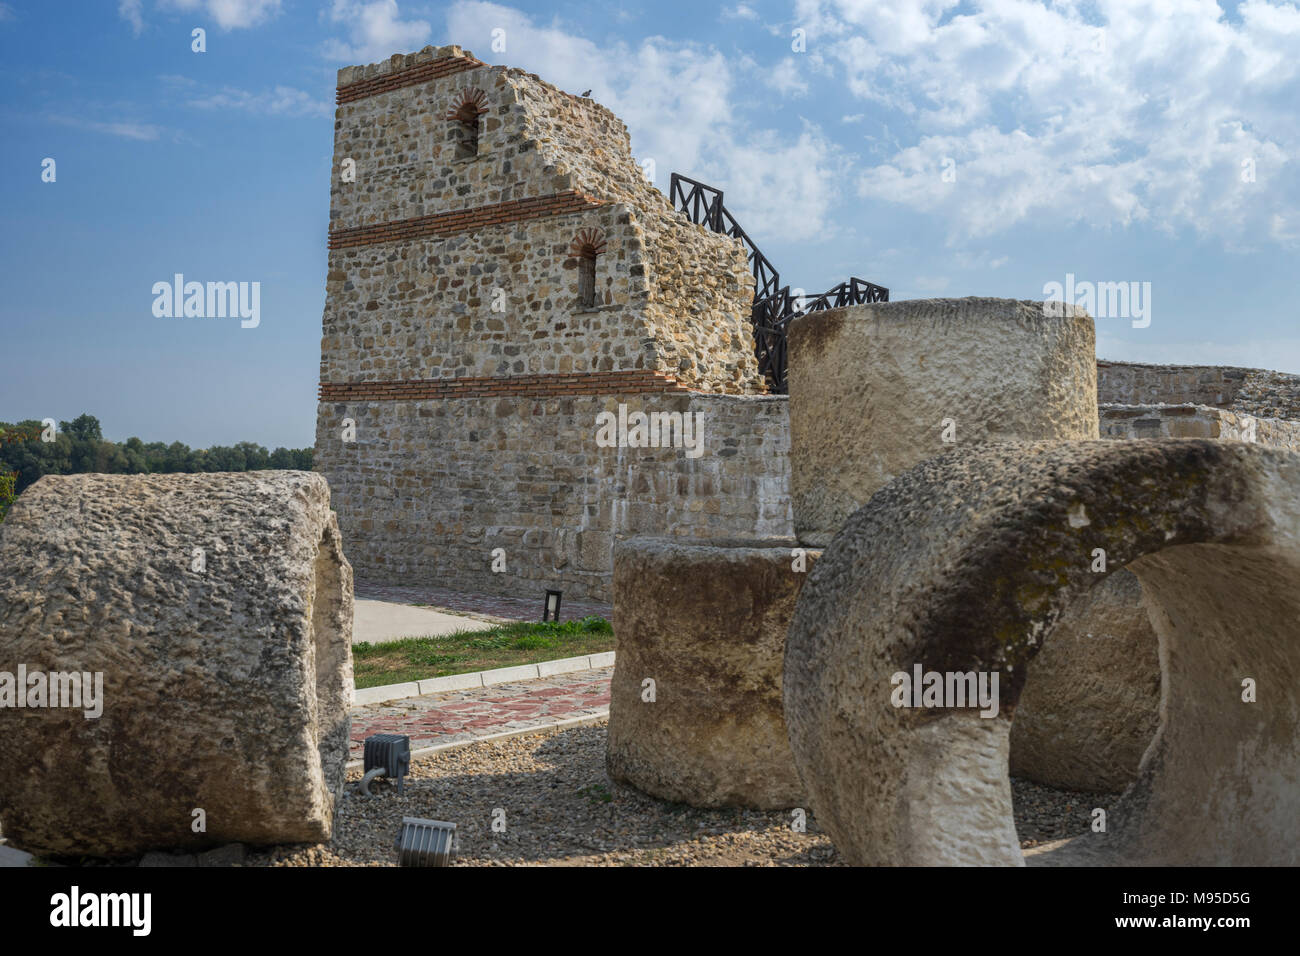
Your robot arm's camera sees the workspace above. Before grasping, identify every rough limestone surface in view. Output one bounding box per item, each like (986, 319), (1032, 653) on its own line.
(606, 538), (817, 808)
(0, 472), (354, 858)
(784, 440), (1300, 866)
(1013, 405), (1300, 794)
(1009, 570), (1160, 792)
(787, 297), (1098, 547)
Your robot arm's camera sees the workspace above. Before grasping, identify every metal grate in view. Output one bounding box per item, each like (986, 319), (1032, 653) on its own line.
(395, 817), (458, 867)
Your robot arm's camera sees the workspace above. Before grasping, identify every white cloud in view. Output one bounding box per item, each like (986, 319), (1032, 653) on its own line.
(766, 57), (810, 96)
(323, 0), (432, 63)
(723, 3), (761, 20)
(0, 2), (18, 22)
(119, 0), (143, 34)
(444, 1), (846, 241)
(187, 85), (332, 117)
(796, 0), (1300, 247)
(159, 0), (281, 30)
(119, 0), (280, 32)
(49, 115), (163, 140)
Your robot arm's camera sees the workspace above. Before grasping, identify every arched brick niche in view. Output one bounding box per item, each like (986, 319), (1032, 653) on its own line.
(445, 88), (489, 160)
(569, 227), (608, 310)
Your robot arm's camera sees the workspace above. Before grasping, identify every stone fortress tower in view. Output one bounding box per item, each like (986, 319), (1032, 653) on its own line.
(315, 45), (793, 602)
(316, 45), (1300, 605)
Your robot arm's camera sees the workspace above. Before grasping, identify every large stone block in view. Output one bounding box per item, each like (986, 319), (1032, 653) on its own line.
(606, 538), (817, 808)
(1009, 569), (1160, 792)
(785, 296), (1156, 794)
(787, 297), (1097, 547)
(0, 472), (353, 858)
(785, 440), (1300, 866)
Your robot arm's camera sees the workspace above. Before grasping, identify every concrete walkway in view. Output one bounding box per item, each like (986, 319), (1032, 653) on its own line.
(352, 599), (498, 645)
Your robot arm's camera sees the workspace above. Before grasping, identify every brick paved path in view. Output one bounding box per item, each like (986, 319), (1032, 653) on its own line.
(354, 579), (613, 624)
(349, 667), (613, 758)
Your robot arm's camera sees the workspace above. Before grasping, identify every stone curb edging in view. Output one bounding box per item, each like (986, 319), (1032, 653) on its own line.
(345, 709), (609, 770)
(353, 651), (616, 706)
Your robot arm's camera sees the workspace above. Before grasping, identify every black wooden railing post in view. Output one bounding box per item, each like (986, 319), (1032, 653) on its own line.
(669, 172), (887, 394)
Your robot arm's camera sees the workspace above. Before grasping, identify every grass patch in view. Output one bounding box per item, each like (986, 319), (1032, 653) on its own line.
(579, 783), (613, 804)
(352, 616), (614, 688)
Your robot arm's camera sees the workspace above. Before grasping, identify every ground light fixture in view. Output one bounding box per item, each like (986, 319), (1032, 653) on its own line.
(362, 733), (411, 795)
(395, 817), (458, 867)
(543, 589), (563, 622)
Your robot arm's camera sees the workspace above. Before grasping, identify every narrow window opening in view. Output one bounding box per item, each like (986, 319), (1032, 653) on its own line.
(446, 89), (488, 161)
(454, 110), (480, 159)
(578, 252), (597, 310)
(570, 228), (608, 312)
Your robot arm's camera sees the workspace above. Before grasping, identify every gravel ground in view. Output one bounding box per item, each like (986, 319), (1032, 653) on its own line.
(242, 720), (1117, 867)
(1011, 776), (1120, 849)
(3, 720), (1118, 866)
(249, 722), (838, 867)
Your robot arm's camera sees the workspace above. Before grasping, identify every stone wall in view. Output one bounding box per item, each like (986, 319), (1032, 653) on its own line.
(322, 44), (762, 396)
(315, 392), (792, 602)
(316, 45), (1300, 603)
(1101, 403), (1300, 451)
(321, 205), (648, 383)
(1098, 360), (1300, 421)
(315, 45), (782, 600)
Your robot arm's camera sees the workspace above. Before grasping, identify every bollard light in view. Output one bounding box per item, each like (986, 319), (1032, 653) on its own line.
(395, 817), (457, 867)
(362, 733), (411, 795)
(543, 589), (563, 622)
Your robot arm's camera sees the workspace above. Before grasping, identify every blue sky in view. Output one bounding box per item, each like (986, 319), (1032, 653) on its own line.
(1, 0), (1297, 448)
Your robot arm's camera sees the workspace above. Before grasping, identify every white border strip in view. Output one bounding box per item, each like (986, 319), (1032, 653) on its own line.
(353, 651), (615, 706)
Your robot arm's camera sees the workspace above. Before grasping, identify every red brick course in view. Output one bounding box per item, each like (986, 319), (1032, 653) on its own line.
(318, 370), (700, 403)
(327, 191), (606, 249)
(336, 54), (487, 104)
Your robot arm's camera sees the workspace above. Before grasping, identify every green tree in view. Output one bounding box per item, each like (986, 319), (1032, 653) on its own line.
(1, 415), (314, 482)
(121, 437), (149, 474)
(0, 469), (16, 523)
(236, 441), (269, 471)
(0, 419), (70, 493)
(60, 414), (102, 443)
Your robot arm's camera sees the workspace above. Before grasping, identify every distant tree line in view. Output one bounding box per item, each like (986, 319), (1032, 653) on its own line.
(0, 415), (314, 518)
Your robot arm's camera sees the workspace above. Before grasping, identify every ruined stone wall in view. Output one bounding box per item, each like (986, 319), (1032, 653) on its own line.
(640, 217), (758, 392)
(315, 393), (791, 602)
(323, 44), (763, 395)
(322, 47), (1300, 603)
(1100, 403), (1300, 451)
(331, 48), (659, 228)
(316, 47), (777, 601)
(1098, 360), (1300, 421)
(321, 206), (649, 383)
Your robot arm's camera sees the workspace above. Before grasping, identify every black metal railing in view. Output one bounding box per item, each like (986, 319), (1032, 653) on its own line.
(669, 174), (782, 301)
(669, 173), (887, 393)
